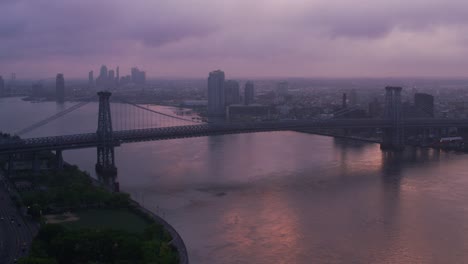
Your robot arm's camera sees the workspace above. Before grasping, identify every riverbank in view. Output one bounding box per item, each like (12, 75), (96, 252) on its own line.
(2, 153), (184, 263)
(87, 171), (189, 264)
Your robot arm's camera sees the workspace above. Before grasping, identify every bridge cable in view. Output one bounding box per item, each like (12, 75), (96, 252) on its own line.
(14, 97), (95, 136)
(113, 96), (206, 124)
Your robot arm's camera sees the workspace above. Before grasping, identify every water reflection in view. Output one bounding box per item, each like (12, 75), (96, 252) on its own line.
(332, 137), (368, 151)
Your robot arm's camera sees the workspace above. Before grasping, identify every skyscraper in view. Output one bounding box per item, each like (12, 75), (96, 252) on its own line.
(414, 93), (434, 118)
(131, 67), (146, 85)
(244, 81), (255, 105)
(225, 80), (240, 106)
(0, 76), (4, 96)
(116, 66), (120, 85)
(97, 65), (108, 87)
(108, 70), (115, 84)
(56, 73), (65, 103)
(100, 65), (108, 79)
(88, 71), (94, 87)
(207, 70), (225, 117)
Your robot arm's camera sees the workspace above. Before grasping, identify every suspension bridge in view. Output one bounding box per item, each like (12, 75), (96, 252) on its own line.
(1, 86), (467, 176)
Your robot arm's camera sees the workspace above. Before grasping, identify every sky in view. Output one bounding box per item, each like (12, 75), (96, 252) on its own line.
(2, 0), (468, 79)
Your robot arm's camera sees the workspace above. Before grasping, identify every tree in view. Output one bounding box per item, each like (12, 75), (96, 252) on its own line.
(142, 241), (160, 263)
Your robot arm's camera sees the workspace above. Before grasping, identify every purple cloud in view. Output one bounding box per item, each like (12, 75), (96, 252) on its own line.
(2, 0), (468, 78)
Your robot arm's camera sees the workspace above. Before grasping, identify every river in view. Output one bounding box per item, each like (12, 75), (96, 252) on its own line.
(2, 97), (468, 264)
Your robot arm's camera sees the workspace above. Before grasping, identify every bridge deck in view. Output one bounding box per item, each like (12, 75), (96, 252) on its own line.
(0, 118), (467, 154)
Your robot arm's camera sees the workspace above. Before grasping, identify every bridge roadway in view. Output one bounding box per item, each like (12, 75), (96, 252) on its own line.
(1, 118), (468, 155)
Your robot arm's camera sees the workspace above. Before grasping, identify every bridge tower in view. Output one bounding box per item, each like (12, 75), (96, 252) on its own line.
(95, 91), (117, 176)
(381, 86), (404, 151)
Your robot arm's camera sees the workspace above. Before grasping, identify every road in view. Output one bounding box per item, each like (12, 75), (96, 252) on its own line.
(0, 174), (38, 264)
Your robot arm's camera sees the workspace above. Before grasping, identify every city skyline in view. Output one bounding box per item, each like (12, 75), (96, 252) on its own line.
(2, 0), (468, 78)
(3, 2), (468, 264)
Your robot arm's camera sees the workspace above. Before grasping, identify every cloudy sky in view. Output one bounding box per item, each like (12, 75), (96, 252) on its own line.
(1, 0), (468, 79)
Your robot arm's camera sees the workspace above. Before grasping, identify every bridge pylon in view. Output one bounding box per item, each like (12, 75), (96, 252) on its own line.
(381, 86), (404, 151)
(95, 91), (117, 176)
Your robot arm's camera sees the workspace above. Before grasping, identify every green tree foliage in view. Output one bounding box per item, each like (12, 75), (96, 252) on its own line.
(143, 223), (172, 242)
(142, 241), (160, 263)
(19, 167), (131, 214)
(25, 224), (178, 264)
(16, 159), (179, 263)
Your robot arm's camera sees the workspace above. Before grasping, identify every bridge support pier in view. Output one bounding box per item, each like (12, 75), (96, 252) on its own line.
(95, 91), (117, 177)
(56, 150), (64, 171)
(380, 86), (404, 151)
(95, 145), (117, 176)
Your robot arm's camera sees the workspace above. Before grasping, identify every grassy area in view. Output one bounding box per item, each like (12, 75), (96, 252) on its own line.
(62, 208), (151, 234)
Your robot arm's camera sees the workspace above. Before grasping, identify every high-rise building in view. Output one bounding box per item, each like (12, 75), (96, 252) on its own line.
(225, 80), (240, 106)
(0, 76), (4, 96)
(108, 70), (115, 84)
(120, 75), (131, 85)
(244, 81), (255, 105)
(88, 71), (94, 87)
(56, 73), (65, 103)
(100, 65), (108, 79)
(116, 66), (120, 85)
(414, 93), (434, 118)
(97, 65), (108, 87)
(131, 67), (146, 85)
(141, 71), (146, 84)
(207, 70), (225, 117)
(131, 67), (138, 83)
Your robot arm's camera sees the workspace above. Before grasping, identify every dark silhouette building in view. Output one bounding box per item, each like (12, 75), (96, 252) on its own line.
(244, 81), (255, 105)
(131, 67), (146, 85)
(225, 80), (240, 106)
(56, 73), (65, 103)
(96, 65), (108, 87)
(116, 66), (120, 85)
(100, 65), (108, 79)
(207, 70), (225, 117)
(108, 70), (115, 85)
(414, 93), (434, 118)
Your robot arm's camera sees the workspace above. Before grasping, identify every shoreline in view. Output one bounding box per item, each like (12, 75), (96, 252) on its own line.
(84, 167), (190, 264)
